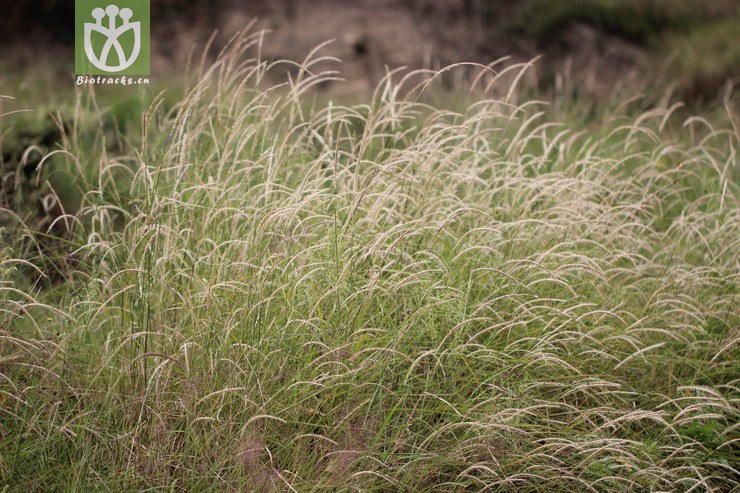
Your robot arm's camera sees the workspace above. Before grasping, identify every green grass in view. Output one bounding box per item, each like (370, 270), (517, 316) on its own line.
(1, 35), (739, 492)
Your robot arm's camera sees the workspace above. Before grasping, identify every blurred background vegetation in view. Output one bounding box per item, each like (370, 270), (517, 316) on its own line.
(2, 0), (738, 101)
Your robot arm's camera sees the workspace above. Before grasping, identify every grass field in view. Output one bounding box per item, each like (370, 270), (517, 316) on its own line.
(1, 34), (739, 492)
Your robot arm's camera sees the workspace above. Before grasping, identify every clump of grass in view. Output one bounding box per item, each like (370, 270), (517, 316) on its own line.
(1, 32), (739, 492)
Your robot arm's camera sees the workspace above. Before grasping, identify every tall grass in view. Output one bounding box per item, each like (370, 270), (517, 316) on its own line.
(1, 32), (738, 492)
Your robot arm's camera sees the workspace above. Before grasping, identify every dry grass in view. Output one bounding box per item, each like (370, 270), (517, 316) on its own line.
(1, 31), (738, 492)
